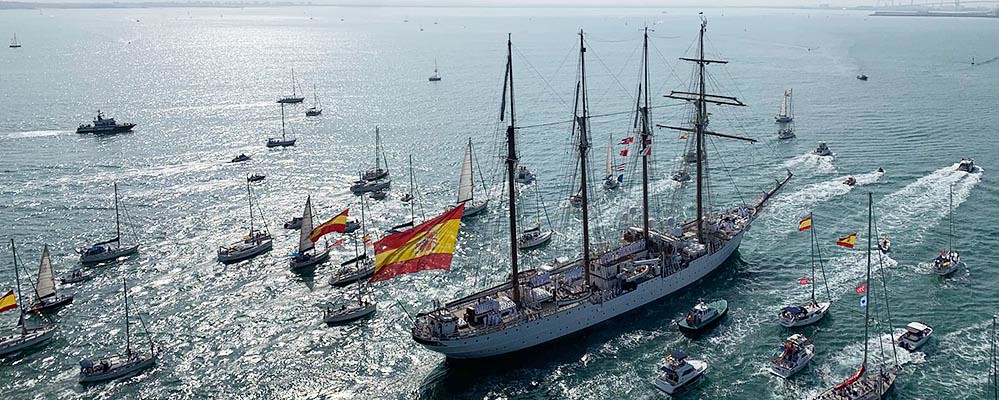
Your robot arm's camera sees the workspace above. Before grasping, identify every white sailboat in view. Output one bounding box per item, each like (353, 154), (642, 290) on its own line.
(79, 183), (140, 264)
(266, 103), (296, 148)
(277, 68), (305, 103)
(305, 84), (323, 116)
(931, 185), (961, 276)
(0, 240), (57, 358)
(290, 196), (331, 270)
(351, 127), (391, 194)
(428, 59), (442, 82)
(330, 194), (375, 286)
(29, 245), (74, 313)
(775, 89), (793, 123)
(78, 278), (158, 383)
(217, 181), (273, 263)
(457, 138), (488, 218)
(778, 213), (831, 327)
(9, 33), (21, 48)
(603, 138), (621, 190)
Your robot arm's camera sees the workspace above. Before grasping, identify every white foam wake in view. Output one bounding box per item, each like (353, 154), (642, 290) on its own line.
(878, 162), (983, 243)
(765, 169), (885, 233)
(784, 152), (837, 174)
(3, 130), (72, 139)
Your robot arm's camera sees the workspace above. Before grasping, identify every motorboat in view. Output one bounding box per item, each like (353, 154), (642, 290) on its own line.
(60, 269), (94, 284)
(569, 192), (582, 208)
(344, 220), (361, 234)
(768, 334), (815, 379)
(777, 128), (795, 139)
(897, 321), (932, 352)
(878, 236), (891, 253)
(231, 154), (251, 163)
(514, 164), (536, 184)
(677, 299), (727, 334)
(76, 110), (136, 135)
(811, 142), (832, 157)
(652, 350), (707, 395)
(957, 158), (976, 173)
(323, 300), (377, 324)
(778, 300), (830, 328)
(247, 174), (265, 182)
(843, 176), (856, 186)
(517, 225), (553, 251)
(284, 217), (303, 230)
(857, 74), (868, 81)
(672, 170), (691, 183)
(932, 250), (960, 276)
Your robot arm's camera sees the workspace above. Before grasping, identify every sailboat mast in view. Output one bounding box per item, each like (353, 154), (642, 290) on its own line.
(949, 185), (954, 251)
(247, 181), (254, 236)
(504, 34), (521, 304)
(375, 127), (383, 171)
(361, 188), (369, 255)
(114, 183), (121, 242)
(809, 213), (816, 302)
(578, 30), (593, 285)
(863, 192), (873, 369)
(695, 18), (707, 244)
(291, 69), (297, 96)
(281, 104), (286, 140)
(408, 154), (415, 222)
(123, 278), (131, 357)
(640, 26), (652, 243)
(10, 240), (26, 332)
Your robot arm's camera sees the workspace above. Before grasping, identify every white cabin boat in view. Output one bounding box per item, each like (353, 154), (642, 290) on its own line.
(768, 334), (814, 378)
(897, 321), (932, 352)
(653, 350), (707, 395)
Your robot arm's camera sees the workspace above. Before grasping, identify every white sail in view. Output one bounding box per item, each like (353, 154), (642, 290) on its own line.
(779, 90), (792, 118)
(458, 141), (475, 203)
(605, 142), (614, 177)
(299, 196), (315, 253)
(35, 245), (56, 300)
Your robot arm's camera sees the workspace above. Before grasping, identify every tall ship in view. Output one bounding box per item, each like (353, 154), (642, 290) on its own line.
(76, 110), (136, 135)
(411, 19), (790, 359)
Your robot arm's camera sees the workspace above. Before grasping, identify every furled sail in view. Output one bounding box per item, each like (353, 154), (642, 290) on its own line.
(35, 245), (56, 300)
(299, 196), (315, 253)
(457, 141), (474, 203)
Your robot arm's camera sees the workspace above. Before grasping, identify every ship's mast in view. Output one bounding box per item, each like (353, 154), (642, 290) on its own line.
(408, 154), (416, 223)
(114, 183), (121, 243)
(123, 278), (132, 357)
(10, 239), (26, 333)
(863, 192), (873, 370)
(281, 103), (286, 140)
(503, 34), (521, 304)
(577, 30), (593, 285)
(809, 212), (816, 302)
(949, 185), (954, 252)
(639, 26), (652, 243)
(247, 181), (254, 236)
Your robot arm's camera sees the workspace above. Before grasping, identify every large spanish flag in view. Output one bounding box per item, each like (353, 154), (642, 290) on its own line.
(0, 290), (17, 313)
(798, 215), (813, 231)
(309, 208), (349, 242)
(370, 204), (464, 282)
(836, 233), (858, 248)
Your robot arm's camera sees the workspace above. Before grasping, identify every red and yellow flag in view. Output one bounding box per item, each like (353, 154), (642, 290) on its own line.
(798, 216), (813, 231)
(309, 209), (349, 242)
(836, 233), (857, 248)
(0, 290), (17, 313)
(370, 204), (464, 283)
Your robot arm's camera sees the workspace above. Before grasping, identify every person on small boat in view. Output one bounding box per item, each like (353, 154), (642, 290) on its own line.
(877, 167), (884, 173)
(843, 176), (856, 186)
(879, 236), (890, 252)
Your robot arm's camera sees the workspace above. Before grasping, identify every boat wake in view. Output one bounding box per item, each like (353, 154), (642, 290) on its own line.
(3, 130), (72, 139)
(783, 153), (836, 174)
(764, 169), (885, 233)
(878, 162), (983, 243)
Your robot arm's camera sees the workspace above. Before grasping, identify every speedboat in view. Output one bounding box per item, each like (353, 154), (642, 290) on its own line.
(78, 352), (157, 383)
(672, 170), (691, 183)
(369, 189), (388, 200)
(677, 299), (727, 334)
(76, 110), (136, 135)
(284, 217), (303, 230)
(857, 74), (868, 81)
(514, 165), (536, 184)
(897, 321), (932, 351)
(652, 350), (707, 395)
(460, 200), (488, 218)
(323, 300), (377, 324)
(878, 236), (891, 253)
(61, 269), (94, 284)
(247, 174), (265, 182)
(843, 176), (856, 186)
(517, 225), (553, 251)
(330, 256), (375, 286)
(401, 193), (414, 202)
(0, 325), (57, 357)
(768, 334), (815, 379)
(231, 154), (251, 163)
(957, 158), (976, 173)
(777, 128), (795, 139)
(777, 300), (830, 328)
(812, 142), (832, 157)
(290, 248), (331, 270)
(932, 250), (960, 276)
(217, 230), (273, 264)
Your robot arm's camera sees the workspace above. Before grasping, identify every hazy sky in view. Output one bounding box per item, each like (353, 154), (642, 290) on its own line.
(17, 0), (879, 6)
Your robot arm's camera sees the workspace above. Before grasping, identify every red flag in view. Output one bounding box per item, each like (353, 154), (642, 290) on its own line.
(310, 208), (349, 242)
(799, 277), (809, 285)
(855, 285), (867, 294)
(642, 146), (652, 156)
(620, 149), (629, 157)
(619, 137), (634, 145)
(330, 238), (344, 247)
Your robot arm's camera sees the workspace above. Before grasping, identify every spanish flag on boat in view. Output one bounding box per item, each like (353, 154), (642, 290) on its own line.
(836, 233), (858, 249)
(309, 208), (349, 242)
(798, 215), (813, 231)
(370, 204), (464, 283)
(0, 290), (17, 313)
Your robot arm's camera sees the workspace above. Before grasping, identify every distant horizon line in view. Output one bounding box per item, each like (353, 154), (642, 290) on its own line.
(0, 1), (866, 11)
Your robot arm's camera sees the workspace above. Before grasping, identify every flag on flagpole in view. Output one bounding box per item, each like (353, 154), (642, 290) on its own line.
(620, 149), (629, 157)
(370, 204), (465, 282)
(616, 163), (626, 171)
(0, 290), (17, 313)
(798, 216), (813, 231)
(619, 137), (634, 145)
(642, 146), (652, 156)
(855, 284), (867, 294)
(310, 209), (349, 242)
(679, 134), (688, 140)
(799, 277), (809, 285)
(837, 233), (858, 248)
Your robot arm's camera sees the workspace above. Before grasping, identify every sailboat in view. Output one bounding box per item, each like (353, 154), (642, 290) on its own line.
(457, 138), (488, 217)
(289, 196), (331, 270)
(814, 192), (898, 400)
(778, 213), (831, 327)
(411, 22), (790, 359)
(932, 185), (961, 275)
(390, 155), (418, 234)
(9, 33), (21, 48)
(217, 181), (273, 263)
(330, 194), (375, 286)
(775, 89), (794, 123)
(603, 136), (622, 190)
(29, 245), (74, 313)
(428, 59), (442, 82)
(277, 68), (305, 103)
(78, 278), (158, 383)
(0, 240), (57, 358)
(266, 103), (296, 148)
(400, 154), (416, 203)
(305, 84), (323, 116)
(79, 183), (140, 264)
(323, 281), (376, 324)
(518, 185), (553, 251)
(351, 127), (391, 194)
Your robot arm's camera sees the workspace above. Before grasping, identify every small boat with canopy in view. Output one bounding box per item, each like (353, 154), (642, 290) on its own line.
(677, 299), (728, 334)
(653, 350), (707, 395)
(768, 334), (815, 378)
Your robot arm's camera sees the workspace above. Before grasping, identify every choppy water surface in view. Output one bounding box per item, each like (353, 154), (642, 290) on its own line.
(1, 6), (997, 399)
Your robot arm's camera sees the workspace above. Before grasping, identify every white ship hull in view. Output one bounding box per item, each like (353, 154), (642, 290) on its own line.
(415, 232), (744, 359)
